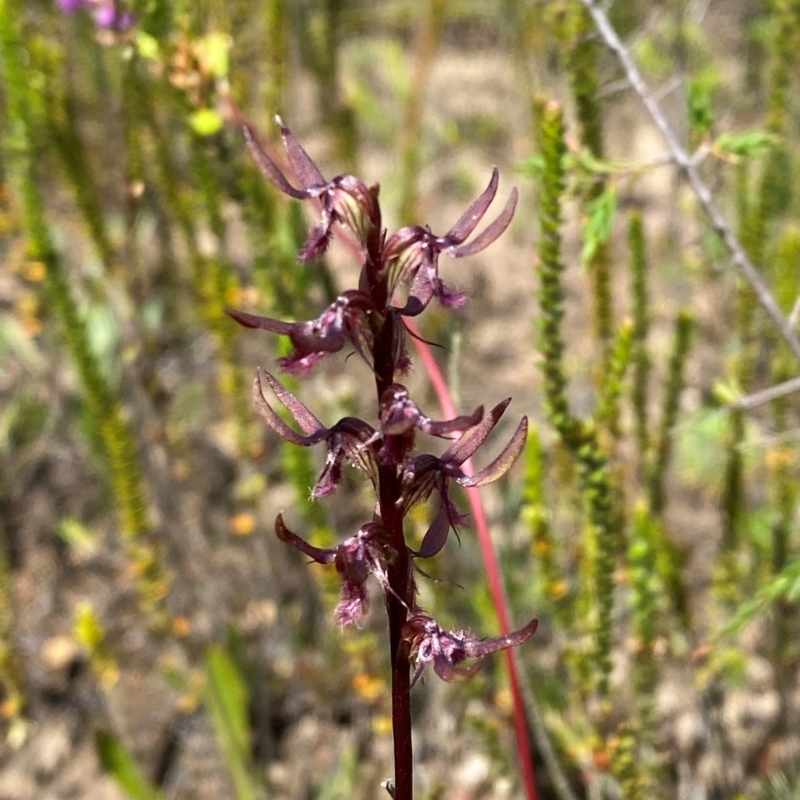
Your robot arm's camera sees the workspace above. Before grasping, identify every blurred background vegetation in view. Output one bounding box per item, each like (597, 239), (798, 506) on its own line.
(0, 0), (799, 798)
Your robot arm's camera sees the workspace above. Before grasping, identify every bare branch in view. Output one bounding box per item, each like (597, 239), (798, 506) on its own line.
(579, 0), (800, 365)
(789, 294), (800, 331)
(734, 375), (800, 411)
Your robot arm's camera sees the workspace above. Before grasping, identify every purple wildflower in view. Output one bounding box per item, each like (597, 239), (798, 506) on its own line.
(401, 613), (538, 686)
(228, 290), (376, 375)
(275, 515), (394, 626)
(56, 0), (134, 31)
(382, 170), (518, 315)
(231, 117), (535, 797)
(400, 399), (528, 557)
(250, 369), (378, 497)
(243, 119), (380, 261)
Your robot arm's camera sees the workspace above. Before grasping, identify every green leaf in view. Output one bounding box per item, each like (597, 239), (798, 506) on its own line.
(190, 108), (224, 137)
(96, 731), (167, 800)
(788, 571), (800, 602)
(581, 185), (617, 263)
(687, 76), (714, 136)
(718, 557), (800, 637)
(573, 148), (617, 176)
(712, 379), (741, 406)
(204, 645), (263, 800)
(85, 302), (120, 385)
(714, 130), (777, 159)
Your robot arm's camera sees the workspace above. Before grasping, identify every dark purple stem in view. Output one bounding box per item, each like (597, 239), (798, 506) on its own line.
(382, 459), (414, 800)
(365, 222), (414, 800)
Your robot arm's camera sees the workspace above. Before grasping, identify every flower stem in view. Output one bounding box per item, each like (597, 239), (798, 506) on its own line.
(369, 232), (414, 796)
(378, 442), (413, 798)
(388, 566), (413, 800)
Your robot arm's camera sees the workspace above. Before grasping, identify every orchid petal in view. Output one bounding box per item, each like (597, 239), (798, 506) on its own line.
(243, 125), (309, 200)
(396, 287), (431, 317)
(459, 415), (528, 488)
(418, 406), (483, 438)
(275, 514), (336, 563)
(277, 351), (329, 376)
(276, 116), (327, 191)
(463, 617), (539, 659)
(432, 280), (467, 309)
(433, 658), (483, 683)
(450, 187), (518, 258)
(298, 221), (334, 262)
(290, 324), (346, 354)
(227, 308), (297, 335)
(443, 398), (512, 466)
(445, 168), (499, 244)
(441, 487), (470, 531)
(334, 418), (380, 475)
(259, 369), (324, 436)
(312, 456), (343, 498)
(335, 581), (368, 626)
(252, 373), (325, 446)
(415, 503), (451, 558)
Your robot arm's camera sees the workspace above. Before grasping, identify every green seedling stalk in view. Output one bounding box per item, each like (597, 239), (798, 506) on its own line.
(647, 311), (694, 517)
(536, 98), (619, 699)
(596, 318), (634, 442)
(537, 99), (581, 448)
(44, 69), (116, 270)
(569, 5), (613, 355)
(628, 210), (651, 466)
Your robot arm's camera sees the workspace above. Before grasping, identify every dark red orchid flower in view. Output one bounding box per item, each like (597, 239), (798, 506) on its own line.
(232, 116), (536, 728)
(382, 169), (518, 316)
(230, 112), (538, 800)
(243, 118), (379, 261)
(401, 613), (538, 686)
(275, 515), (394, 626)
(377, 383), (484, 465)
(250, 369), (378, 497)
(228, 290), (376, 375)
(399, 399), (528, 557)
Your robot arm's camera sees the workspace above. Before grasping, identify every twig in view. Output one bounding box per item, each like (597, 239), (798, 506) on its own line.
(579, 0), (800, 365)
(733, 375), (800, 411)
(789, 294), (800, 330)
(735, 425), (800, 451)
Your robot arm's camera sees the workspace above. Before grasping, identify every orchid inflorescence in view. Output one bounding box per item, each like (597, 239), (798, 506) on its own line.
(230, 117), (537, 794)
